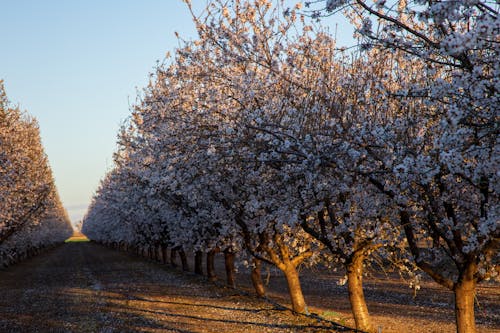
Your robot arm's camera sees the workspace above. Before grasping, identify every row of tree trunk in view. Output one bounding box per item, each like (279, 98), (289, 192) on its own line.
(102, 242), (265, 294)
(0, 243), (62, 269)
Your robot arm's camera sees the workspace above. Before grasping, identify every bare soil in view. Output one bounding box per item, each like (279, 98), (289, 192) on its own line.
(0, 241), (352, 333)
(206, 255), (500, 333)
(1, 240), (498, 333)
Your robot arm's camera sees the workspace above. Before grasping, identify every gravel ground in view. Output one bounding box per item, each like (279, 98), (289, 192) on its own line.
(0, 241), (353, 333)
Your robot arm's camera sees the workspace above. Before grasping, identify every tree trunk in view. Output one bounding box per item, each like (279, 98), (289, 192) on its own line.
(224, 250), (236, 288)
(282, 264), (308, 314)
(170, 248), (177, 268)
(154, 245), (160, 261)
(179, 250), (189, 271)
(207, 250), (217, 281)
(251, 258), (266, 297)
(454, 275), (477, 333)
(162, 246), (168, 264)
(152, 246), (156, 260)
(194, 251), (203, 275)
(346, 252), (374, 333)
(156, 246), (162, 261)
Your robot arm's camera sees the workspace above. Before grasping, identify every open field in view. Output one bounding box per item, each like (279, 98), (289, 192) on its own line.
(64, 232), (90, 243)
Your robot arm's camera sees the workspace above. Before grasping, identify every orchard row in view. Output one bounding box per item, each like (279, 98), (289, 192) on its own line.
(82, 1), (499, 333)
(0, 81), (73, 268)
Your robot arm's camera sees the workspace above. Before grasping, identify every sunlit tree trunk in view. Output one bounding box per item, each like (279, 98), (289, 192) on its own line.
(251, 258), (266, 297)
(256, 233), (312, 314)
(401, 211), (481, 333)
(282, 263), (308, 314)
(454, 264), (477, 333)
(346, 251), (374, 332)
(269, 235), (310, 314)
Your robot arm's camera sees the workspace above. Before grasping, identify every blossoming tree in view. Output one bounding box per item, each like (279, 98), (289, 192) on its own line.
(0, 80), (73, 267)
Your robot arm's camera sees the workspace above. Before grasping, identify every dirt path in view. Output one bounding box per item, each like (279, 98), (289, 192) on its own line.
(239, 265), (500, 333)
(0, 241), (349, 333)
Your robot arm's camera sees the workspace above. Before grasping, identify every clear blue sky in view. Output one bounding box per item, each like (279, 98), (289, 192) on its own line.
(1, 1), (353, 225)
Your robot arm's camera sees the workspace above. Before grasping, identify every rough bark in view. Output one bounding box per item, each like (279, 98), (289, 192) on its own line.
(402, 210), (479, 333)
(207, 250), (217, 281)
(346, 251), (374, 332)
(251, 258), (266, 297)
(454, 265), (477, 333)
(261, 234), (311, 314)
(194, 251), (203, 275)
(282, 264), (308, 314)
(224, 250), (236, 288)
